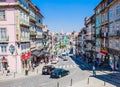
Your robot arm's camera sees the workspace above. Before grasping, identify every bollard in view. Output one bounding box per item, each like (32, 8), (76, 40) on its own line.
(57, 82), (59, 87)
(13, 72), (15, 78)
(70, 79), (73, 86)
(87, 78), (89, 84)
(104, 81), (106, 86)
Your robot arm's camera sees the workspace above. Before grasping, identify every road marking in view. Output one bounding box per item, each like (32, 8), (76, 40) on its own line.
(62, 65), (65, 68)
(67, 65), (69, 68)
(55, 64), (77, 69)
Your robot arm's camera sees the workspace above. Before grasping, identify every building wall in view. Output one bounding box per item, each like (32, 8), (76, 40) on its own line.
(0, 6), (18, 72)
(109, 0), (120, 51)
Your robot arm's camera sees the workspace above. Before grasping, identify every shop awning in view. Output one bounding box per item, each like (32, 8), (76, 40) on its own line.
(21, 52), (31, 61)
(100, 51), (107, 55)
(32, 50), (43, 57)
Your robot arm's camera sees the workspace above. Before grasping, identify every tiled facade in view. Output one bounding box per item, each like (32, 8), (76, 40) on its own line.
(79, 0), (120, 71)
(0, 0), (44, 73)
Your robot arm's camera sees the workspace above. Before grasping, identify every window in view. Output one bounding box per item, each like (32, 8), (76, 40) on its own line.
(116, 6), (120, 16)
(0, 0), (5, 2)
(109, 9), (113, 19)
(0, 10), (5, 20)
(1, 45), (7, 53)
(0, 28), (6, 39)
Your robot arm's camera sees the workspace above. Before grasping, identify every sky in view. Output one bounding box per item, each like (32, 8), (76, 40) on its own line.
(32, 0), (101, 33)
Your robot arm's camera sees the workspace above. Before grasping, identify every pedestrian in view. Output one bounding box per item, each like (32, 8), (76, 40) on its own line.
(92, 66), (96, 76)
(2, 67), (5, 75)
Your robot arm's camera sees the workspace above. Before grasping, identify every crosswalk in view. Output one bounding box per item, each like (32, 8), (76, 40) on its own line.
(55, 64), (78, 69)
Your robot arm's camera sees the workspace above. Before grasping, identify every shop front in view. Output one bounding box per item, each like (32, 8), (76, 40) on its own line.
(31, 50), (44, 66)
(109, 48), (120, 71)
(99, 51), (109, 67)
(21, 52), (31, 71)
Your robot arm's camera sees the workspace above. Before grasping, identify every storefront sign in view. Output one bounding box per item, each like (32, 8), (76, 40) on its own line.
(100, 51), (107, 55)
(9, 45), (15, 54)
(21, 52), (31, 61)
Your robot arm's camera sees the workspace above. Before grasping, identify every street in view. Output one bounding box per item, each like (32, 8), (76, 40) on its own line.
(0, 56), (89, 87)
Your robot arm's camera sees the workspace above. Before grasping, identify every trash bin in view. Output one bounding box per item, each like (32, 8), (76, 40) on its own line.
(25, 70), (28, 76)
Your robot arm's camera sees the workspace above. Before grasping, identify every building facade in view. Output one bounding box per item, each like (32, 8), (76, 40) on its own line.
(94, 0), (120, 71)
(0, 0), (44, 73)
(108, 0), (120, 71)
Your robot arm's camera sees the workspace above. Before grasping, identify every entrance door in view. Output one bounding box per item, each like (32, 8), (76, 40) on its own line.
(118, 58), (120, 72)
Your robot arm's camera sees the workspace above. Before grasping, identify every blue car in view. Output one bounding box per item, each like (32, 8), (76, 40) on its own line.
(50, 68), (70, 78)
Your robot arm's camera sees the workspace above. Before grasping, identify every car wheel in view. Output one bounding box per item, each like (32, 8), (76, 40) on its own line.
(59, 75), (61, 78)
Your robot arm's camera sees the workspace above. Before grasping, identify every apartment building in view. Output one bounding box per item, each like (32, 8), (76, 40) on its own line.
(107, 0), (120, 71)
(83, 15), (95, 62)
(0, 0), (44, 73)
(94, 0), (120, 71)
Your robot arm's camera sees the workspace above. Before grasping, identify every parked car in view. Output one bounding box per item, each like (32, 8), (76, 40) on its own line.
(50, 68), (70, 78)
(42, 65), (55, 75)
(61, 53), (68, 61)
(51, 58), (58, 64)
(58, 55), (63, 59)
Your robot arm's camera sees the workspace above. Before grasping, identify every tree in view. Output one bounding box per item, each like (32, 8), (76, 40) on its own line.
(61, 43), (66, 49)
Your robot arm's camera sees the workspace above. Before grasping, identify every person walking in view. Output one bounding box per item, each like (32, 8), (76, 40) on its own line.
(92, 66), (96, 76)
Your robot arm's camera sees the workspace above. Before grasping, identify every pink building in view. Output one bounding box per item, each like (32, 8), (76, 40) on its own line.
(0, 0), (44, 73)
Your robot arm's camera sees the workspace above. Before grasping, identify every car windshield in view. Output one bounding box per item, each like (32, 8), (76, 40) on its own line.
(62, 54), (66, 56)
(53, 68), (61, 73)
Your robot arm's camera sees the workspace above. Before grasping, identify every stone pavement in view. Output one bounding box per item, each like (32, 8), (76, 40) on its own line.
(0, 63), (49, 82)
(70, 56), (120, 87)
(67, 76), (116, 87)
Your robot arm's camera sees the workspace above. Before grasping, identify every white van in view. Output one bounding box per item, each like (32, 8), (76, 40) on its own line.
(61, 53), (68, 61)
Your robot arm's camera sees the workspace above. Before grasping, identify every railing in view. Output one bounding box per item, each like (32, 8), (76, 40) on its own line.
(30, 31), (37, 35)
(36, 22), (42, 27)
(100, 32), (108, 38)
(20, 19), (29, 27)
(108, 31), (120, 37)
(0, 36), (9, 42)
(30, 42), (36, 48)
(29, 15), (36, 22)
(96, 34), (100, 38)
(20, 36), (30, 42)
(36, 35), (43, 39)
(17, 1), (29, 12)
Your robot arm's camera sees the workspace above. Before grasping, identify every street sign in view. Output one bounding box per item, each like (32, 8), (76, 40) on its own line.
(9, 44), (15, 54)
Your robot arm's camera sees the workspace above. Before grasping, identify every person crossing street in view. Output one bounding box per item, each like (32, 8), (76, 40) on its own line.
(92, 66), (96, 76)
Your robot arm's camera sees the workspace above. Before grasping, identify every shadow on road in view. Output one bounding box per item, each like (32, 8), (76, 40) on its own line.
(70, 55), (120, 87)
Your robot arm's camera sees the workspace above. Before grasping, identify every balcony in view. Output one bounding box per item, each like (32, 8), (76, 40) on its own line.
(29, 15), (36, 22)
(36, 35), (43, 39)
(17, 1), (29, 13)
(83, 30), (87, 34)
(96, 34), (100, 38)
(30, 42), (36, 49)
(108, 31), (120, 37)
(100, 32), (108, 38)
(30, 31), (37, 36)
(36, 22), (42, 28)
(0, 36), (9, 43)
(20, 19), (29, 27)
(20, 37), (30, 42)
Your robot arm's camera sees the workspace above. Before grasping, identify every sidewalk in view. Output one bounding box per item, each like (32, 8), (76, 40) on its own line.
(71, 56), (120, 86)
(67, 76), (116, 87)
(0, 63), (49, 82)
